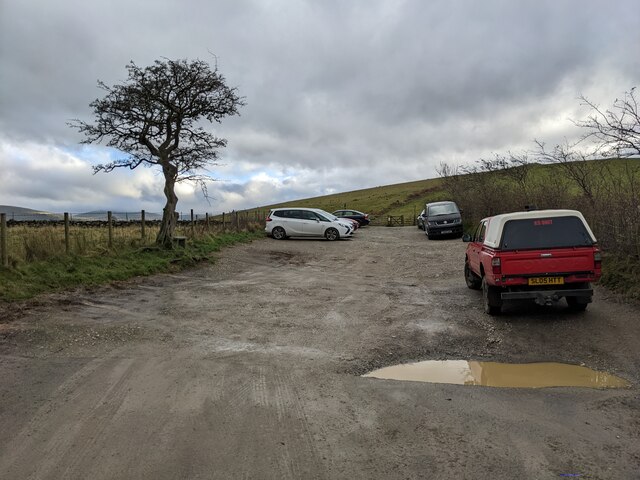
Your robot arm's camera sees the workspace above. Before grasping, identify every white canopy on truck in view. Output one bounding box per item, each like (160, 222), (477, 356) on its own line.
(481, 209), (597, 249)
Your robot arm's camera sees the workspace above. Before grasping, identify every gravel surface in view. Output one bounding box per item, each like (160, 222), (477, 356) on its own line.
(0, 227), (639, 479)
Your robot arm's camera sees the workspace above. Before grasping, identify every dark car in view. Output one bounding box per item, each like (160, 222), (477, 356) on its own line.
(332, 209), (370, 226)
(423, 201), (463, 239)
(417, 209), (426, 230)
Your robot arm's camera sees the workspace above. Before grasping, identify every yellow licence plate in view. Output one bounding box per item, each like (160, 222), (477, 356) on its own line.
(528, 277), (564, 286)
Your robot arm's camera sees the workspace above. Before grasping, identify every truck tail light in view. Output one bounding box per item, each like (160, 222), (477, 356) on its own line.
(594, 250), (602, 269)
(491, 257), (501, 275)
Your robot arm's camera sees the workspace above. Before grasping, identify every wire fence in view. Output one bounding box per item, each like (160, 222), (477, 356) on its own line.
(0, 209), (270, 266)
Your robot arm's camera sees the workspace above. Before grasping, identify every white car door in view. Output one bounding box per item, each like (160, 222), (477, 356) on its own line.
(301, 210), (325, 236)
(286, 210), (306, 235)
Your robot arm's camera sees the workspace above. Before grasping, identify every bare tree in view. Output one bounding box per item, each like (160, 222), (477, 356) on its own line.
(500, 152), (532, 191)
(70, 58), (245, 247)
(535, 140), (604, 208)
(574, 87), (640, 157)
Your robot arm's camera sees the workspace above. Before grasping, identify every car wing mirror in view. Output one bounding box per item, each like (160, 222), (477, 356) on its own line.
(462, 234), (472, 242)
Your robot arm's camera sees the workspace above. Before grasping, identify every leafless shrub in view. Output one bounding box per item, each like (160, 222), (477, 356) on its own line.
(574, 87), (640, 158)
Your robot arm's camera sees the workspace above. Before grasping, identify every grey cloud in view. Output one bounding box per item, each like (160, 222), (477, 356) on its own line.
(1, 0), (638, 213)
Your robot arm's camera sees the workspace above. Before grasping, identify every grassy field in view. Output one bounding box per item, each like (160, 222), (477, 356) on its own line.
(0, 231), (263, 302)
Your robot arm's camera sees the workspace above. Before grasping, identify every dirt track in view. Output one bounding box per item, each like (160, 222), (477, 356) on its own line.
(1, 227), (639, 479)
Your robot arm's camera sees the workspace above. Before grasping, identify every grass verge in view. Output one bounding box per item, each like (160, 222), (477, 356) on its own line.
(600, 254), (640, 302)
(0, 231), (264, 302)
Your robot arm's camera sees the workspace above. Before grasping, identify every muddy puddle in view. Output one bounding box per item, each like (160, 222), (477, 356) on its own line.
(363, 360), (630, 389)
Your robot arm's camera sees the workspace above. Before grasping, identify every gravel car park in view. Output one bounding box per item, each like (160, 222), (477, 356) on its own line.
(0, 227), (638, 479)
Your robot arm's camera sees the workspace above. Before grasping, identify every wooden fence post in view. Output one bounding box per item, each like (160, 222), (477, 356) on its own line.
(107, 211), (113, 248)
(141, 210), (146, 240)
(205, 213), (210, 230)
(190, 209), (195, 237)
(64, 212), (70, 254)
(222, 212), (226, 231)
(1, 213), (7, 267)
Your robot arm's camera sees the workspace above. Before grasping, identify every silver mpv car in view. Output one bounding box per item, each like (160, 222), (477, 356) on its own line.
(265, 208), (354, 240)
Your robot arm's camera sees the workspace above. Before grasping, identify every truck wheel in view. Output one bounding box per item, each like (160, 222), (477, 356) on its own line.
(482, 277), (502, 315)
(465, 261), (482, 290)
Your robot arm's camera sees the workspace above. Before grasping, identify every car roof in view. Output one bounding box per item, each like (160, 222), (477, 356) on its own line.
(481, 209), (596, 248)
(272, 207), (312, 210)
(426, 201), (457, 206)
(334, 209), (363, 214)
(271, 207), (329, 213)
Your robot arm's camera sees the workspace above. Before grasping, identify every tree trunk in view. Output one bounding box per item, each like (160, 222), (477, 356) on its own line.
(156, 163), (179, 248)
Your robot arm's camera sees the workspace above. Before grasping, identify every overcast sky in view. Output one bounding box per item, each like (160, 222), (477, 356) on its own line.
(1, 0), (638, 214)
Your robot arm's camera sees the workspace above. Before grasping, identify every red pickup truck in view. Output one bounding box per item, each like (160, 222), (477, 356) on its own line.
(463, 209), (602, 314)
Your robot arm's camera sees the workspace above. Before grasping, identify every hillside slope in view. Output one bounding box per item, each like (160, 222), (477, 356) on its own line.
(254, 177), (447, 225)
(0, 206), (62, 221)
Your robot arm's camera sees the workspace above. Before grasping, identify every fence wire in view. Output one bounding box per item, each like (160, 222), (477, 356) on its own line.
(0, 210), (270, 265)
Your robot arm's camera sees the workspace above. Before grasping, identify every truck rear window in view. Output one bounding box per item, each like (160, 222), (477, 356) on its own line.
(500, 216), (594, 250)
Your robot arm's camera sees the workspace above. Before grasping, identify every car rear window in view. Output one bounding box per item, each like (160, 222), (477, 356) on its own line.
(500, 216), (594, 250)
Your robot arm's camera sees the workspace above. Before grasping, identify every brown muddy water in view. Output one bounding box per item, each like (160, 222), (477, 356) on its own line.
(363, 361), (631, 389)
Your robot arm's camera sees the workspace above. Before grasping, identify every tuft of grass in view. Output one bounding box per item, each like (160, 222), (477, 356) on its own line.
(600, 254), (640, 302)
(0, 231), (264, 302)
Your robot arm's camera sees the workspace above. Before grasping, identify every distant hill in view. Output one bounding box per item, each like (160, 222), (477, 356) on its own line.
(0, 206), (63, 221)
(73, 211), (163, 221)
(0, 206), (162, 222)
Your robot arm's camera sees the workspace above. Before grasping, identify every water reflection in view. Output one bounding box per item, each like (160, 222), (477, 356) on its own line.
(363, 361), (630, 389)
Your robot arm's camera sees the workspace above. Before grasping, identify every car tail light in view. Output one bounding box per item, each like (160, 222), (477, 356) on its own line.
(491, 257), (501, 275)
(266, 216), (272, 222)
(364, 214), (369, 219)
(594, 250), (602, 268)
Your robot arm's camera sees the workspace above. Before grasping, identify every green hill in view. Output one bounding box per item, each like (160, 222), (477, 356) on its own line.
(245, 178), (448, 225)
(239, 157), (639, 228)
(0, 206), (63, 221)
